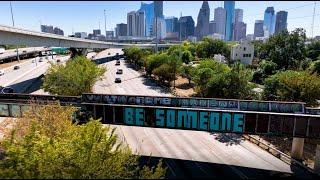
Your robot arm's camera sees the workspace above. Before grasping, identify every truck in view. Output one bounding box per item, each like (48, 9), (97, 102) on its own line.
(0, 48), (5, 54)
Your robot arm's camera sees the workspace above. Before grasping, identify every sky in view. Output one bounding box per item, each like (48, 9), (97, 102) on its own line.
(0, 1), (319, 38)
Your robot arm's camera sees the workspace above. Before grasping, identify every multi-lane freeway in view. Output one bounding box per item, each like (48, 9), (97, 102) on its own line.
(1, 48), (316, 178)
(0, 54), (69, 93)
(90, 49), (314, 178)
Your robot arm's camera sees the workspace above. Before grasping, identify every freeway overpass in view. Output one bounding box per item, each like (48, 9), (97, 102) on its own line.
(0, 24), (178, 49)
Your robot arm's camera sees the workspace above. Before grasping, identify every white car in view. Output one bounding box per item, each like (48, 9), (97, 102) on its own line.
(0, 70), (4, 76)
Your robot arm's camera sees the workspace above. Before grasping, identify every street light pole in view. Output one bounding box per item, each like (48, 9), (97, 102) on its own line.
(10, 1), (19, 62)
(104, 9), (107, 39)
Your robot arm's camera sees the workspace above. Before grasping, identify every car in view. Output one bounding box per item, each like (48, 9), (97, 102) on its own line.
(22, 50), (27, 53)
(57, 59), (61, 63)
(0, 70), (4, 76)
(13, 65), (20, 70)
(45, 56), (49, 60)
(116, 69), (123, 74)
(39, 58), (43, 62)
(115, 61), (120, 66)
(116, 53), (119, 55)
(108, 52), (111, 55)
(114, 77), (121, 83)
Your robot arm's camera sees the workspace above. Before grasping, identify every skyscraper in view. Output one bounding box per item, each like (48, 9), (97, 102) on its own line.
(127, 11), (136, 36)
(195, 1), (210, 40)
(136, 10), (145, 37)
(263, 7), (276, 37)
(254, 20), (264, 38)
(153, 17), (166, 39)
(154, 1), (164, 18)
(214, 7), (226, 39)
(209, 20), (216, 34)
(116, 23), (127, 37)
(233, 22), (246, 41)
(275, 11), (288, 34)
(224, 1), (235, 41)
(234, 9), (243, 23)
(139, 2), (154, 37)
(178, 16), (195, 40)
(53, 27), (64, 36)
(165, 17), (178, 33)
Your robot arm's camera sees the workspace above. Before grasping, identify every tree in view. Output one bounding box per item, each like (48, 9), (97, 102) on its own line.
(309, 59), (320, 75)
(262, 28), (307, 70)
(263, 70), (320, 106)
(42, 56), (106, 96)
(196, 38), (230, 60)
(181, 50), (193, 64)
(179, 65), (195, 84)
(206, 62), (254, 99)
(145, 53), (170, 76)
(306, 40), (320, 61)
(252, 60), (278, 84)
(0, 103), (166, 179)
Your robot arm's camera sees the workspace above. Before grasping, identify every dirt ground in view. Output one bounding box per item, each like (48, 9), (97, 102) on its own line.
(172, 76), (196, 97)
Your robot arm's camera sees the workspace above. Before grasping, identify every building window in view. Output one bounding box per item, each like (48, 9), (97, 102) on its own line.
(244, 47), (246, 51)
(249, 54), (251, 57)
(243, 54), (246, 57)
(236, 53), (237, 56)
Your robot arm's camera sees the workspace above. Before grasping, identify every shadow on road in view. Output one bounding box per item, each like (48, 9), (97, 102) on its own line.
(138, 155), (315, 179)
(8, 75), (43, 93)
(211, 133), (243, 146)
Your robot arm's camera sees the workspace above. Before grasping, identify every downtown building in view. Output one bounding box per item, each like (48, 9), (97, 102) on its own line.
(165, 16), (179, 40)
(195, 1), (210, 41)
(127, 10), (145, 37)
(115, 23), (127, 37)
(139, 2), (154, 37)
(263, 7), (276, 37)
(212, 7), (226, 40)
(233, 8), (246, 41)
(153, 1), (166, 39)
(224, 1), (235, 41)
(275, 11), (288, 34)
(74, 32), (87, 39)
(178, 16), (195, 40)
(41, 25), (64, 36)
(254, 20), (264, 39)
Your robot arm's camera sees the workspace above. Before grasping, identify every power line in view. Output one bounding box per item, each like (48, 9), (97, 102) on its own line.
(246, 2), (316, 17)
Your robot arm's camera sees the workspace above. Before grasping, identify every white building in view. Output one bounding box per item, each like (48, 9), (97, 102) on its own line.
(136, 10), (145, 37)
(230, 40), (254, 65)
(246, 34), (254, 41)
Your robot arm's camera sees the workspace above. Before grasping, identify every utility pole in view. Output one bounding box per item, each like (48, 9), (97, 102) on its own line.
(104, 9), (107, 39)
(10, 1), (19, 62)
(155, 17), (158, 53)
(311, 1), (316, 40)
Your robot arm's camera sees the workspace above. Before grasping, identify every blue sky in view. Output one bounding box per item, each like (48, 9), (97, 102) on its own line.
(0, 1), (319, 37)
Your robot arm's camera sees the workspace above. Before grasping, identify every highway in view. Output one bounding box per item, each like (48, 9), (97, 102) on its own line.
(4, 48), (315, 178)
(0, 47), (48, 60)
(0, 54), (69, 93)
(90, 49), (314, 178)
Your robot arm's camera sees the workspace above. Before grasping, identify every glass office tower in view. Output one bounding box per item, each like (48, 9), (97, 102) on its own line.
(224, 1), (235, 41)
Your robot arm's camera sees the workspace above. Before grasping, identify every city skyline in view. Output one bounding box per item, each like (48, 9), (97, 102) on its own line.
(0, 1), (319, 38)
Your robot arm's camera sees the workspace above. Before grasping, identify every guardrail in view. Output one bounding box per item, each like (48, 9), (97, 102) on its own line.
(243, 135), (315, 174)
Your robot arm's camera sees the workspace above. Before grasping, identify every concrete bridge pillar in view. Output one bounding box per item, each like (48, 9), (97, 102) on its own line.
(291, 137), (304, 161)
(314, 144), (320, 175)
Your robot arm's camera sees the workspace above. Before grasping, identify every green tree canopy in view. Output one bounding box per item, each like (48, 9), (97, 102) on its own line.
(0, 103), (166, 179)
(263, 70), (320, 106)
(42, 56), (106, 96)
(306, 40), (320, 61)
(261, 28), (307, 70)
(196, 38), (230, 60)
